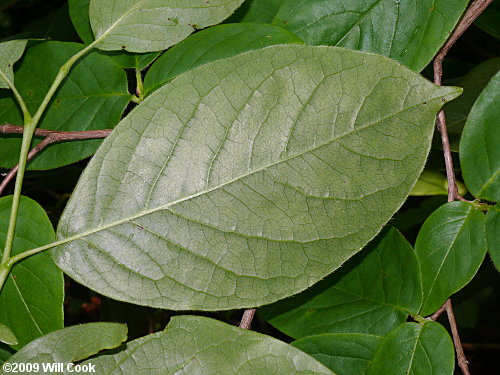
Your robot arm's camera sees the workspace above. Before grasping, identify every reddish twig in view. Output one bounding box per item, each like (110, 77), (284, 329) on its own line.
(433, 0), (493, 202)
(445, 299), (471, 375)
(239, 309), (256, 330)
(431, 1), (493, 374)
(0, 124), (111, 195)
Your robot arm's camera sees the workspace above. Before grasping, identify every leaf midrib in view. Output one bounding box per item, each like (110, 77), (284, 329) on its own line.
(46, 93), (450, 253)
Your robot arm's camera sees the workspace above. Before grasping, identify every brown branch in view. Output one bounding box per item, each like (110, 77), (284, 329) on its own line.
(433, 0), (493, 202)
(0, 125), (111, 196)
(431, 2), (493, 374)
(239, 309), (256, 330)
(445, 299), (470, 375)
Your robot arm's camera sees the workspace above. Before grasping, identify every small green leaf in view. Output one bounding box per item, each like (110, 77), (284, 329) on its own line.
(410, 170), (467, 196)
(486, 205), (500, 271)
(69, 0), (93, 44)
(0, 41), (131, 170)
(0, 195), (63, 349)
(0, 324), (18, 346)
(415, 201), (488, 316)
(232, 0), (468, 72)
(0, 40), (27, 89)
(144, 22), (304, 94)
(475, 0), (500, 40)
(439, 58), (500, 151)
(5, 323), (127, 365)
(368, 322), (454, 375)
(89, 0), (246, 52)
(263, 228), (422, 337)
(53, 45), (459, 311)
(293, 333), (382, 375)
(460, 71), (500, 201)
(85, 316), (333, 374)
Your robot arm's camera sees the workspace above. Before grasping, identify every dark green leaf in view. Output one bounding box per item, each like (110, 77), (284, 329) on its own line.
(263, 228), (422, 337)
(475, 0), (500, 40)
(460, 71), (500, 201)
(293, 333), (382, 375)
(5, 323), (127, 364)
(368, 322), (454, 375)
(0, 41), (131, 170)
(89, 0), (246, 52)
(144, 22), (304, 95)
(415, 201), (488, 316)
(69, 0), (93, 44)
(486, 205), (499, 271)
(0, 344), (14, 365)
(226, 0), (282, 23)
(231, 0), (468, 72)
(440, 58), (500, 152)
(0, 195), (63, 349)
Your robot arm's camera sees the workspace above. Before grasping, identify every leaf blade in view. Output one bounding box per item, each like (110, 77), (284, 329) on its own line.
(53, 45), (460, 310)
(0, 40), (27, 89)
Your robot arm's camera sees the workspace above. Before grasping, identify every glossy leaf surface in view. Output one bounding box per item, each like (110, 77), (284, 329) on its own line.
(0, 41), (131, 170)
(293, 333), (382, 375)
(144, 23), (304, 94)
(6, 323), (127, 365)
(263, 228), (422, 337)
(228, 0), (468, 71)
(89, 0), (245, 52)
(368, 322), (454, 375)
(53, 45), (459, 310)
(460, 71), (500, 201)
(0, 196), (63, 349)
(415, 202), (488, 316)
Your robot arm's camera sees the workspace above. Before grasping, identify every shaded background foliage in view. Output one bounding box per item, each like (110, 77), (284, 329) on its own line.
(0, 0), (498, 373)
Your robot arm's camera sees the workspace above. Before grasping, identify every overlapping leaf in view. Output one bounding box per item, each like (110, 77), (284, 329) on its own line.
(415, 202), (488, 316)
(144, 23), (304, 94)
(460, 70), (500, 201)
(0, 41), (131, 170)
(293, 333), (382, 375)
(5, 323), (127, 365)
(0, 40), (27, 89)
(52, 45), (459, 310)
(262, 228), (422, 337)
(89, 0), (245, 52)
(368, 322), (454, 375)
(227, 0), (468, 71)
(7, 316), (333, 374)
(486, 206), (499, 270)
(0, 196), (63, 349)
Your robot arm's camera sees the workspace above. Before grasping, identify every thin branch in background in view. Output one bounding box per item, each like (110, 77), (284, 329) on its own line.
(0, 124), (111, 196)
(433, 0), (493, 202)
(429, 302), (447, 321)
(239, 309), (256, 330)
(445, 299), (471, 375)
(431, 1), (493, 374)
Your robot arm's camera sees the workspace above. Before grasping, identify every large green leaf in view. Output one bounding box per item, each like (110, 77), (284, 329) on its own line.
(226, 0), (468, 72)
(52, 45), (460, 311)
(83, 316), (333, 374)
(415, 201), (488, 316)
(486, 205), (499, 270)
(6, 316), (332, 374)
(0, 196), (63, 349)
(0, 41), (131, 170)
(89, 0), (245, 52)
(144, 23), (304, 95)
(440, 58), (500, 152)
(0, 40), (27, 89)
(368, 322), (454, 375)
(293, 333), (382, 375)
(263, 228), (422, 337)
(460, 71), (500, 201)
(5, 323), (127, 365)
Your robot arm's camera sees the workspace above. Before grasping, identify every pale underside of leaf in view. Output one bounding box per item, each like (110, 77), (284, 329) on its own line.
(52, 45), (460, 310)
(90, 0), (246, 52)
(0, 40), (27, 89)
